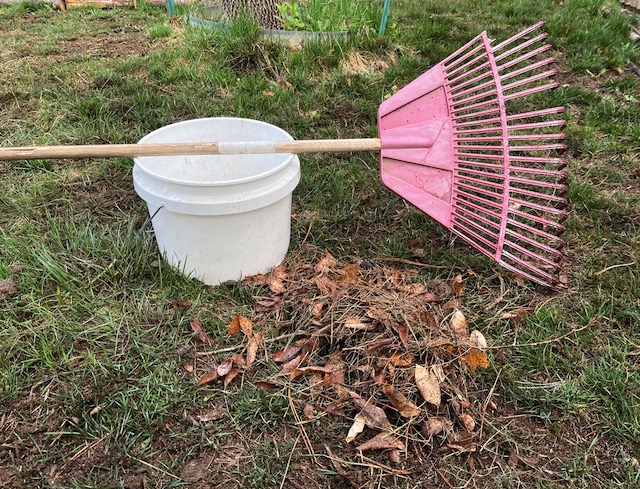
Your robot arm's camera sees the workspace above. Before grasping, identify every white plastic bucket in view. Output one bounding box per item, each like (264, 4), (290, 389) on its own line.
(133, 117), (300, 285)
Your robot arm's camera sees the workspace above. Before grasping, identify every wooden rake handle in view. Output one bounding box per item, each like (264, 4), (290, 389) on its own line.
(0, 138), (382, 161)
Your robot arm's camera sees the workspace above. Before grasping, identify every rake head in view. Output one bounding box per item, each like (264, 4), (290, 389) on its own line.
(378, 22), (568, 287)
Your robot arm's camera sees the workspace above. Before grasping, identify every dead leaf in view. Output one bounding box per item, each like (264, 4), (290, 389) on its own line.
(230, 353), (246, 368)
(451, 274), (464, 296)
(217, 360), (233, 377)
(469, 330), (488, 349)
(198, 370), (219, 386)
(415, 365), (441, 407)
(280, 354), (306, 375)
(0, 278), (18, 301)
(326, 351), (345, 386)
(270, 265), (288, 280)
(262, 90), (275, 96)
(184, 363), (194, 373)
(500, 309), (530, 320)
(404, 283), (429, 295)
(446, 431), (476, 452)
(423, 293), (441, 303)
(196, 408), (224, 422)
(170, 300), (190, 309)
(190, 318), (212, 346)
(422, 417), (452, 437)
(314, 275), (338, 296)
(315, 251), (337, 274)
(273, 338), (310, 363)
(349, 391), (394, 432)
(356, 432), (405, 452)
(449, 309), (469, 339)
(462, 348), (490, 371)
(311, 302), (325, 318)
(303, 404), (316, 420)
(394, 323), (409, 348)
(229, 315), (253, 337)
(346, 412), (366, 443)
(382, 384), (421, 418)
(246, 331), (263, 368)
(337, 265), (359, 286)
(387, 352), (414, 367)
(255, 297), (281, 312)
(223, 367), (241, 387)
(242, 273), (269, 287)
(267, 277), (286, 295)
(89, 405), (101, 416)
(389, 449), (401, 464)
(344, 318), (376, 331)
(255, 381), (278, 391)
(458, 413), (475, 432)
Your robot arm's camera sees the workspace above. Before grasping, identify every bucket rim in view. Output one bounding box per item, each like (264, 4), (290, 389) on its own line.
(134, 117), (296, 187)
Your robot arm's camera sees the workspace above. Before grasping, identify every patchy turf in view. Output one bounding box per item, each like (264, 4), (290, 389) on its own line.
(1, 0), (639, 488)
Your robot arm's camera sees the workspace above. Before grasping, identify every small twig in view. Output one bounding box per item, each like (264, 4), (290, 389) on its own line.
(127, 454), (182, 480)
(279, 435), (299, 489)
(377, 257), (448, 269)
(206, 324), (333, 356)
(479, 369), (501, 440)
(435, 468), (456, 489)
(595, 260), (636, 275)
(288, 388), (318, 466)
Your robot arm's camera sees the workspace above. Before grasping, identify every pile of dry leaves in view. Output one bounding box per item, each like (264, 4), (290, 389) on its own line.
(185, 248), (494, 467)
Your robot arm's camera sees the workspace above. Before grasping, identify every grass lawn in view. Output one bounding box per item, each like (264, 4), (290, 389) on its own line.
(0, 0), (639, 487)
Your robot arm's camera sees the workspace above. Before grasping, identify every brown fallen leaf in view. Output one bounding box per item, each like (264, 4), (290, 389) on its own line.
(382, 384), (421, 418)
(387, 352), (414, 367)
(315, 251), (337, 274)
(469, 330), (488, 349)
(451, 274), (464, 296)
(458, 413), (475, 432)
(0, 278), (18, 301)
(337, 264), (359, 286)
(230, 353), (246, 368)
(346, 412), (366, 443)
(344, 318), (376, 331)
(268, 266), (286, 282)
(229, 315), (253, 337)
(246, 331), (264, 368)
(255, 297), (281, 312)
(280, 353), (307, 375)
(190, 318), (212, 346)
(423, 293), (441, 303)
(170, 300), (190, 309)
(273, 338), (309, 363)
(255, 381), (278, 391)
(415, 365), (441, 407)
(462, 348), (490, 371)
(349, 391), (394, 432)
(303, 404), (316, 420)
(243, 273), (269, 287)
(500, 308), (530, 320)
(184, 363), (194, 373)
(356, 432), (405, 452)
(217, 360), (233, 377)
(389, 449), (401, 464)
(446, 431), (476, 452)
(196, 408), (224, 422)
(394, 322), (409, 348)
(267, 276), (286, 295)
(449, 309), (469, 339)
(198, 370), (219, 386)
(422, 417), (453, 437)
(311, 302), (325, 318)
(224, 366), (242, 387)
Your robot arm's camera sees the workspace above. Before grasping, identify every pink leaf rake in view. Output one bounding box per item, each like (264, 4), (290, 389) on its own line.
(378, 22), (568, 286)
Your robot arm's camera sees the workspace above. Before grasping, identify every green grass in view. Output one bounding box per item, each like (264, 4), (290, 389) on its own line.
(0, 0), (639, 487)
